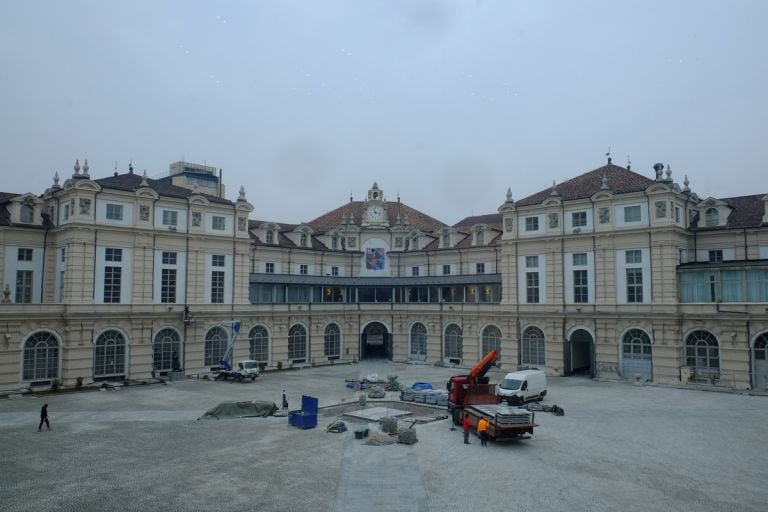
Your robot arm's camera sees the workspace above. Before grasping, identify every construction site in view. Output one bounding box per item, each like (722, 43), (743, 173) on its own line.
(1, 359), (766, 512)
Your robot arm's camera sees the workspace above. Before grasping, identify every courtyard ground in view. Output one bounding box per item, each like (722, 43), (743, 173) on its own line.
(1, 361), (766, 512)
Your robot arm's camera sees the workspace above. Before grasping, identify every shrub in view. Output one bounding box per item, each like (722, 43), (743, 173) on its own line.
(276, 361), (283, 371)
(51, 379), (61, 392)
(75, 376), (83, 389)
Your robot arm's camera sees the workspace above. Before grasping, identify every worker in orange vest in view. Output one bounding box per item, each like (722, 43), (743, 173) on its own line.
(477, 416), (490, 446)
(462, 413), (472, 444)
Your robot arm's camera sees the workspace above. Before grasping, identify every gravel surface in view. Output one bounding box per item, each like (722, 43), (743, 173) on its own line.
(1, 361), (766, 512)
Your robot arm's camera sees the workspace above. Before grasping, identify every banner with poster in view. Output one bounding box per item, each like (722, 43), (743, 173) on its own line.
(365, 248), (386, 271)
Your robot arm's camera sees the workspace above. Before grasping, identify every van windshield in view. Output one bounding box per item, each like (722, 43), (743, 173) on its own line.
(500, 378), (522, 390)
(242, 361), (257, 369)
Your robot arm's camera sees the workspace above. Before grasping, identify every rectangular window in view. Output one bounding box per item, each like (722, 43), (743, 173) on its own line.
(211, 254), (225, 267)
(525, 217), (539, 232)
(626, 268), (643, 303)
(162, 251), (177, 265)
(57, 270), (65, 303)
(265, 262), (275, 273)
(331, 266), (339, 276)
(625, 250), (642, 264)
(395, 237), (403, 248)
(212, 215), (226, 231)
(15, 270), (33, 303)
(623, 205), (641, 223)
(106, 203), (124, 221)
(442, 264), (451, 275)
(674, 206), (682, 224)
(161, 268), (176, 303)
(572, 253), (587, 266)
(526, 255), (539, 268)
(17, 248), (33, 261)
(412, 266), (420, 276)
(63, 203), (70, 221)
(162, 210), (178, 226)
(442, 234), (451, 248)
(210, 271), (225, 303)
(476, 263), (485, 274)
(103, 266), (122, 303)
(526, 272), (540, 303)
(300, 264), (308, 275)
(574, 270), (589, 303)
(60, 248), (66, 263)
(348, 237), (357, 248)
(331, 236), (338, 249)
(708, 250), (723, 263)
(571, 211), (587, 227)
(105, 248), (123, 262)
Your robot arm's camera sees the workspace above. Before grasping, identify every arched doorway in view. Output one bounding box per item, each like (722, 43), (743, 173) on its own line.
(361, 322), (390, 360)
(565, 328), (594, 377)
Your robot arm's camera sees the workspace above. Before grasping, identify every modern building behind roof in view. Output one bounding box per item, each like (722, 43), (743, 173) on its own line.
(1, 157), (767, 393)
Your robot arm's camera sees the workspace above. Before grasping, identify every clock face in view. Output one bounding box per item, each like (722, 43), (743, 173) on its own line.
(368, 206), (384, 221)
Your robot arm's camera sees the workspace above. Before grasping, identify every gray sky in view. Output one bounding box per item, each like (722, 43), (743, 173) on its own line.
(1, 0), (766, 225)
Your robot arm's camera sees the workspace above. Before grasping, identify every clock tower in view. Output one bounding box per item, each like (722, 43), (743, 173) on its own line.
(362, 182), (389, 227)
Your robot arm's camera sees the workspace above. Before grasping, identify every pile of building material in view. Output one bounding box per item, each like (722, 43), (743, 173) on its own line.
(400, 387), (448, 406)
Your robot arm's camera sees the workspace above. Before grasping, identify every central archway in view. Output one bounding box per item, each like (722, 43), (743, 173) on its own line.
(361, 322), (391, 360)
(566, 328), (595, 377)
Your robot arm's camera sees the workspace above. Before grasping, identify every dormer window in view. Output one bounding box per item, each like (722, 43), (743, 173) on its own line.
(300, 233), (308, 247)
(476, 230), (484, 245)
(705, 208), (719, 227)
(442, 234), (450, 248)
(20, 204), (34, 223)
(266, 231), (274, 244)
(332, 236), (338, 249)
(412, 236), (419, 250)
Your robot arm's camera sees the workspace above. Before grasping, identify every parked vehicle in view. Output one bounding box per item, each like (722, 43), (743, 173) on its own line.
(496, 369), (547, 405)
(215, 359), (261, 381)
(447, 350), (498, 425)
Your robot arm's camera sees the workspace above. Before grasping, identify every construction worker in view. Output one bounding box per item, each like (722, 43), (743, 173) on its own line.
(462, 413), (472, 444)
(477, 416), (490, 446)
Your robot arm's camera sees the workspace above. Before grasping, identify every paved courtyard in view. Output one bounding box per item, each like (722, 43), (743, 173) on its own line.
(1, 361), (766, 512)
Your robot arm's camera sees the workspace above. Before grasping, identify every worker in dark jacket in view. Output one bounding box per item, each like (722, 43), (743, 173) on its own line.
(38, 403), (50, 431)
(462, 414), (472, 444)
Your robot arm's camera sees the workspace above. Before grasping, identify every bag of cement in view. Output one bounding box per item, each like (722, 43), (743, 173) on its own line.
(381, 416), (398, 434)
(368, 385), (386, 399)
(397, 427), (418, 445)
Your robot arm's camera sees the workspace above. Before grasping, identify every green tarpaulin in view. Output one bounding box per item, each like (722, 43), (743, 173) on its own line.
(199, 401), (278, 420)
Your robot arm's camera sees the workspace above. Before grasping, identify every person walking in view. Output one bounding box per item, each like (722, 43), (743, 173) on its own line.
(462, 413), (472, 444)
(38, 403), (50, 431)
(477, 416), (489, 446)
(282, 390), (289, 411)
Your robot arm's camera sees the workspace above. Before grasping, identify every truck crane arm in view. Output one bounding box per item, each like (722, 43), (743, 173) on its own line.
(469, 350), (498, 384)
(218, 321), (241, 371)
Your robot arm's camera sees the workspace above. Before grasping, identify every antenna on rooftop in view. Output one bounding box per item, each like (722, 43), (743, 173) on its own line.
(627, 156), (631, 170)
(605, 146), (612, 164)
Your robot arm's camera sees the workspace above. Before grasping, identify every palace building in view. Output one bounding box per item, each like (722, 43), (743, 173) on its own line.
(1, 158), (767, 392)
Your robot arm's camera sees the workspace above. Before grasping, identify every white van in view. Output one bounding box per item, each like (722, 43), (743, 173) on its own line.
(497, 369), (547, 405)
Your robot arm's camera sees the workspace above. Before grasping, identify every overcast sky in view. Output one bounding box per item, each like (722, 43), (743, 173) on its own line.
(1, 0), (766, 225)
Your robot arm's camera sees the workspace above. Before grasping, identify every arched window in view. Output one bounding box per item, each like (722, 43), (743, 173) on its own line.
(266, 230), (274, 244)
(756, 333), (768, 354)
(20, 204), (34, 223)
(476, 230), (484, 246)
(94, 330), (126, 377)
(205, 326), (228, 366)
(23, 331), (59, 381)
(324, 323), (341, 357)
(249, 325), (269, 362)
(522, 326), (545, 366)
(410, 323), (427, 358)
(482, 325), (502, 356)
(705, 208), (719, 227)
(442, 233), (450, 248)
(288, 324), (307, 360)
(622, 329), (652, 361)
(445, 324), (463, 359)
(153, 328), (181, 372)
(412, 236), (419, 250)
(685, 330), (719, 377)
(300, 232), (308, 247)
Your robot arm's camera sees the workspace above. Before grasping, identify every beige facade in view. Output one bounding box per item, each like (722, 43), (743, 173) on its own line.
(1, 161), (767, 393)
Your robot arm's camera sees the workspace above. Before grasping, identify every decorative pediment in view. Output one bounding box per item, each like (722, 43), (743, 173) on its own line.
(646, 182), (673, 194)
(235, 200), (254, 212)
(12, 193), (44, 206)
(697, 196), (728, 208)
(591, 190), (613, 201)
(188, 194), (210, 206)
(542, 197), (561, 207)
(135, 188), (159, 200)
(72, 180), (101, 192)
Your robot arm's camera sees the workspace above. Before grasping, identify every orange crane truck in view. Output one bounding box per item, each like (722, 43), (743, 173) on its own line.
(447, 350), (536, 441)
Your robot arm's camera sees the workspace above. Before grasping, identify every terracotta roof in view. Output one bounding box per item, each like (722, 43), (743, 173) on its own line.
(714, 195), (766, 229)
(516, 164), (654, 206)
(453, 213), (502, 229)
(93, 173), (233, 205)
(306, 201), (447, 233)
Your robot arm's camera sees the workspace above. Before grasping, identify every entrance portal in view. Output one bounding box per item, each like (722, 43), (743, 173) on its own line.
(361, 322), (391, 360)
(565, 329), (595, 377)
